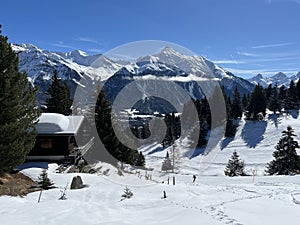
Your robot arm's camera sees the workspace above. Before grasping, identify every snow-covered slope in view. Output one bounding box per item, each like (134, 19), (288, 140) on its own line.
(248, 72), (300, 88)
(1, 111), (300, 225)
(142, 110), (300, 176)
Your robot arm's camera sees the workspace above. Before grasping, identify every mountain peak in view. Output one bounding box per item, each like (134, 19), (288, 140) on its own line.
(293, 71), (300, 79)
(69, 49), (89, 57)
(254, 73), (264, 79)
(158, 46), (183, 58)
(248, 72), (292, 88)
(273, 72), (287, 79)
(12, 43), (40, 53)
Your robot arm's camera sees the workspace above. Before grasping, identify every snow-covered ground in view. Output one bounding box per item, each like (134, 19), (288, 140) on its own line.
(1, 111), (300, 225)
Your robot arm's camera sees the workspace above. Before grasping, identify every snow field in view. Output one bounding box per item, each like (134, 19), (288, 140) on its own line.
(1, 111), (300, 224)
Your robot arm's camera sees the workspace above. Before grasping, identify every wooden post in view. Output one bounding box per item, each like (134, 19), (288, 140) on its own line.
(38, 189), (43, 203)
(167, 177), (169, 185)
(252, 169), (257, 183)
(172, 144), (176, 173)
(173, 176), (175, 186)
(9, 181), (14, 196)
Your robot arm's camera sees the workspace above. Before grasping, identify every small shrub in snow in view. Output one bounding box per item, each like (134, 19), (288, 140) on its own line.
(224, 151), (246, 177)
(38, 169), (54, 190)
(58, 184), (68, 200)
(121, 186), (133, 200)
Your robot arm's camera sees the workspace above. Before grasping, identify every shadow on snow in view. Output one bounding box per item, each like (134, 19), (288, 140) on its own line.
(241, 120), (267, 148)
(17, 161), (50, 170)
(221, 137), (235, 150)
(184, 147), (206, 159)
(148, 145), (165, 155)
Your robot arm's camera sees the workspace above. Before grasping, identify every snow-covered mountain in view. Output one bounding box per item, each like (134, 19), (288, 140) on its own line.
(248, 71), (300, 88)
(291, 71), (300, 82)
(13, 44), (254, 106)
(104, 47), (254, 107)
(12, 44), (122, 103)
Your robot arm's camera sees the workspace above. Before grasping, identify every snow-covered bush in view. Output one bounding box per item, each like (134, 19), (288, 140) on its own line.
(121, 186), (133, 200)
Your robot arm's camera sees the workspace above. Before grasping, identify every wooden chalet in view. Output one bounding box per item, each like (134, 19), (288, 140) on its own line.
(28, 113), (93, 163)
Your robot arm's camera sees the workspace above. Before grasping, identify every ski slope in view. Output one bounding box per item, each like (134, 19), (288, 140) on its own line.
(1, 111), (300, 225)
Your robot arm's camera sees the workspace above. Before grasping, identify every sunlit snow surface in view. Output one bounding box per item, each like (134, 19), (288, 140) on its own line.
(1, 111), (300, 225)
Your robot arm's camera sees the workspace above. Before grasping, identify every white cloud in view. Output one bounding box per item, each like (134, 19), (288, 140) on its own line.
(251, 42), (296, 49)
(266, 0), (300, 5)
(78, 37), (99, 44)
(236, 51), (260, 57)
(87, 48), (102, 54)
(212, 60), (244, 64)
(50, 41), (75, 50)
(292, 0), (300, 4)
(233, 50), (300, 64)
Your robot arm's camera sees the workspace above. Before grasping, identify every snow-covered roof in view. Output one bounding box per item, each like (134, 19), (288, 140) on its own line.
(36, 113), (85, 135)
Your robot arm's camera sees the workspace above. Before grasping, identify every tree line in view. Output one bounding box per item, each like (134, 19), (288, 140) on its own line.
(155, 80), (300, 151)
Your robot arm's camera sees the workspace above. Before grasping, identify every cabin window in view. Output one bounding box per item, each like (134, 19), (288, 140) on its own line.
(40, 138), (53, 149)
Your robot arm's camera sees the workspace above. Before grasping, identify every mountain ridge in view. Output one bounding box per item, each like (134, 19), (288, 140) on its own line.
(247, 71), (300, 88)
(12, 43), (254, 106)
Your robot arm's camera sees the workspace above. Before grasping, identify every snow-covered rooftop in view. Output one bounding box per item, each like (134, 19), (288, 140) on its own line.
(36, 113), (84, 134)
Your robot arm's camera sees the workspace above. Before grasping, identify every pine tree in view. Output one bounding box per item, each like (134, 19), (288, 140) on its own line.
(267, 126), (300, 175)
(296, 79), (300, 103)
(285, 80), (298, 110)
(38, 169), (54, 190)
(94, 89), (145, 167)
(247, 84), (267, 120)
(242, 93), (249, 110)
(278, 85), (287, 102)
(95, 89), (122, 165)
(134, 151), (145, 167)
(231, 87), (243, 119)
(0, 28), (40, 174)
(223, 91), (237, 138)
(210, 85), (227, 127)
(200, 97), (211, 128)
(268, 85), (281, 114)
(224, 151), (246, 177)
(225, 119), (237, 137)
(184, 98), (209, 147)
(162, 112), (181, 147)
(45, 70), (72, 115)
(198, 118), (208, 146)
(161, 151), (173, 171)
(265, 84), (273, 103)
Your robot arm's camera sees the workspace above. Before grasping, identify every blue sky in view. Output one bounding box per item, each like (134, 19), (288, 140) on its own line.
(1, 0), (300, 78)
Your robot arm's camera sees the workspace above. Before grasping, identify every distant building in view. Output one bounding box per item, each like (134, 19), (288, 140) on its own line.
(28, 113), (93, 163)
